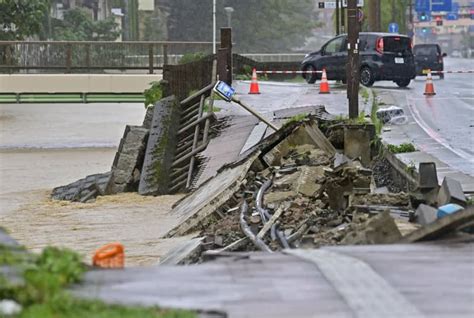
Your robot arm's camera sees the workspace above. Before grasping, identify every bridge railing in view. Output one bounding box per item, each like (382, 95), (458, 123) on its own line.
(0, 41), (214, 74)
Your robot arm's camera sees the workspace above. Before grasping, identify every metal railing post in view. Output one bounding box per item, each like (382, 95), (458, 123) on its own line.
(65, 43), (72, 73)
(85, 44), (91, 72)
(148, 43), (154, 74)
(163, 44), (168, 65)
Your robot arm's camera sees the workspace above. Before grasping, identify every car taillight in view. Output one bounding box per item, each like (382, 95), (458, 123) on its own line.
(376, 37), (384, 54)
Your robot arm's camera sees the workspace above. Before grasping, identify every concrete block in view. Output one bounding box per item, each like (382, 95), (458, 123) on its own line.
(343, 124), (375, 167)
(437, 177), (467, 207)
(51, 171), (112, 201)
(139, 96), (181, 195)
(111, 125), (148, 193)
(415, 204), (438, 225)
(418, 162), (438, 190)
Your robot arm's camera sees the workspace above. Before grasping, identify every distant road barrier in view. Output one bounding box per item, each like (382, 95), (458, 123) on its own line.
(256, 70), (322, 74)
(430, 70), (474, 74)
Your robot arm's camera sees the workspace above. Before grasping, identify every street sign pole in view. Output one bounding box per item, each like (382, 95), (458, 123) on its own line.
(347, 0), (359, 119)
(336, 0), (340, 35)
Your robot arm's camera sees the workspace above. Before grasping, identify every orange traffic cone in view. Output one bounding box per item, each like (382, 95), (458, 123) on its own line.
(424, 70), (436, 96)
(319, 68), (330, 94)
(248, 68), (261, 94)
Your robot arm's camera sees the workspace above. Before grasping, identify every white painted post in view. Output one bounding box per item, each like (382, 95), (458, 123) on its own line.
(213, 0), (216, 54)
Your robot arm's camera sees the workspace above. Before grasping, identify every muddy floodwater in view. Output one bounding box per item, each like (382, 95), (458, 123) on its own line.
(0, 103), (187, 266)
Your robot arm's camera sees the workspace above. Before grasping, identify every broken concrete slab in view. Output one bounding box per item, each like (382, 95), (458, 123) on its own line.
(295, 166), (325, 197)
(51, 171), (112, 202)
(400, 207), (474, 243)
(415, 204), (438, 225)
(164, 152), (260, 238)
(437, 177), (467, 208)
(418, 162), (439, 190)
(341, 211), (402, 244)
(262, 122), (336, 166)
(110, 125), (148, 193)
(139, 96), (181, 195)
(159, 237), (205, 265)
(343, 124), (375, 167)
(265, 191), (297, 204)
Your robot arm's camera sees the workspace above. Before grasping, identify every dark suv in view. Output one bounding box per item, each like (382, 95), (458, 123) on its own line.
(301, 32), (416, 87)
(413, 44), (446, 79)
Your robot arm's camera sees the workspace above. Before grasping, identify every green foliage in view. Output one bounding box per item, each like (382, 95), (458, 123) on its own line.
(0, 0), (49, 40)
(370, 92), (382, 136)
(52, 8), (119, 41)
(203, 103), (222, 113)
(165, 0), (316, 52)
(359, 0), (410, 33)
(285, 113), (308, 125)
(387, 143), (416, 154)
(467, 197), (473, 206)
(0, 244), (196, 318)
(144, 81), (163, 107)
(360, 87), (369, 104)
(178, 52), (207, 64)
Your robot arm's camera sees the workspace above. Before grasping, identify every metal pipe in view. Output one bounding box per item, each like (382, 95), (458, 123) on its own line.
(239, 201), (272, 252)
(256, 179), (273, 223)
(276, 230), (290, 249)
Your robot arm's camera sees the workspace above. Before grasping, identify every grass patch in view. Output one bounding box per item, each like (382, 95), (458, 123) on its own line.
(387, 143), (416, 154)
(178, 52), (206, 64)
(203, 102), (221, 113)
(144, 81), (163, 107)
(0, 244), (195, 318)
(370, 91), (382, 135)
(284, 113), (308, 125)
(359, 87), (369, 104)
(467, 197), (473, 206)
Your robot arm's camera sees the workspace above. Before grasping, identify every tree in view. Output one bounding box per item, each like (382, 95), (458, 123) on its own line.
(163, 0), (316, 52)
(52, 8), (120, 41)
(0, 0), (49, 40)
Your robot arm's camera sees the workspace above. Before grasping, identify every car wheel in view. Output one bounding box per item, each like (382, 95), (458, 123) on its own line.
(439, 73), (444, 79)
(360, 67), (375, 87)
(395, 79), (411, 87)
(304, 65), (317, 84)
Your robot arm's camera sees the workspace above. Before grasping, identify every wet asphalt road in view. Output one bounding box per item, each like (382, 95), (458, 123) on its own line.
(373, 57), (474, 177)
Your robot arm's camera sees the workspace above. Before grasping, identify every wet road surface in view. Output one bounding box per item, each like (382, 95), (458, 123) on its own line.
(373, 57), (474, 177)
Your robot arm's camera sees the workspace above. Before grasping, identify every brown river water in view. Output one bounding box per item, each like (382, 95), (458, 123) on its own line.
(0, 103), (189, 266)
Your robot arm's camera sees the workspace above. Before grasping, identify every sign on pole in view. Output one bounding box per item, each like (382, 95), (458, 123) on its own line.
(318, 1), (337, 9)
(416, 0), (453, 12)
(388, 22), (399, 33)
(342, 0), (364, 7)
(431, 0), (452, 12)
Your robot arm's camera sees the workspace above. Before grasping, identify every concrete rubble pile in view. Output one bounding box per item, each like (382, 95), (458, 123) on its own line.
(160, 117), (473, 264)
(194, 142), (407, 256)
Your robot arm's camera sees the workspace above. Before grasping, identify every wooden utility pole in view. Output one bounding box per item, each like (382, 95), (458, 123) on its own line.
(347, 0), (359, 119)
(336, 0), (340, 35)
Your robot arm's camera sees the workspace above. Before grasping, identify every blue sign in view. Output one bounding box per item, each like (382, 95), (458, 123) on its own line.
(213, 81), (235, 102)
(446, 12), (458, 20)
(431, 0), (452, 12)
(416, 0), (453, 12)
(388, 23), (399, 33)
(415, 0), (430, 12)
(452, 2), (460, 12)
